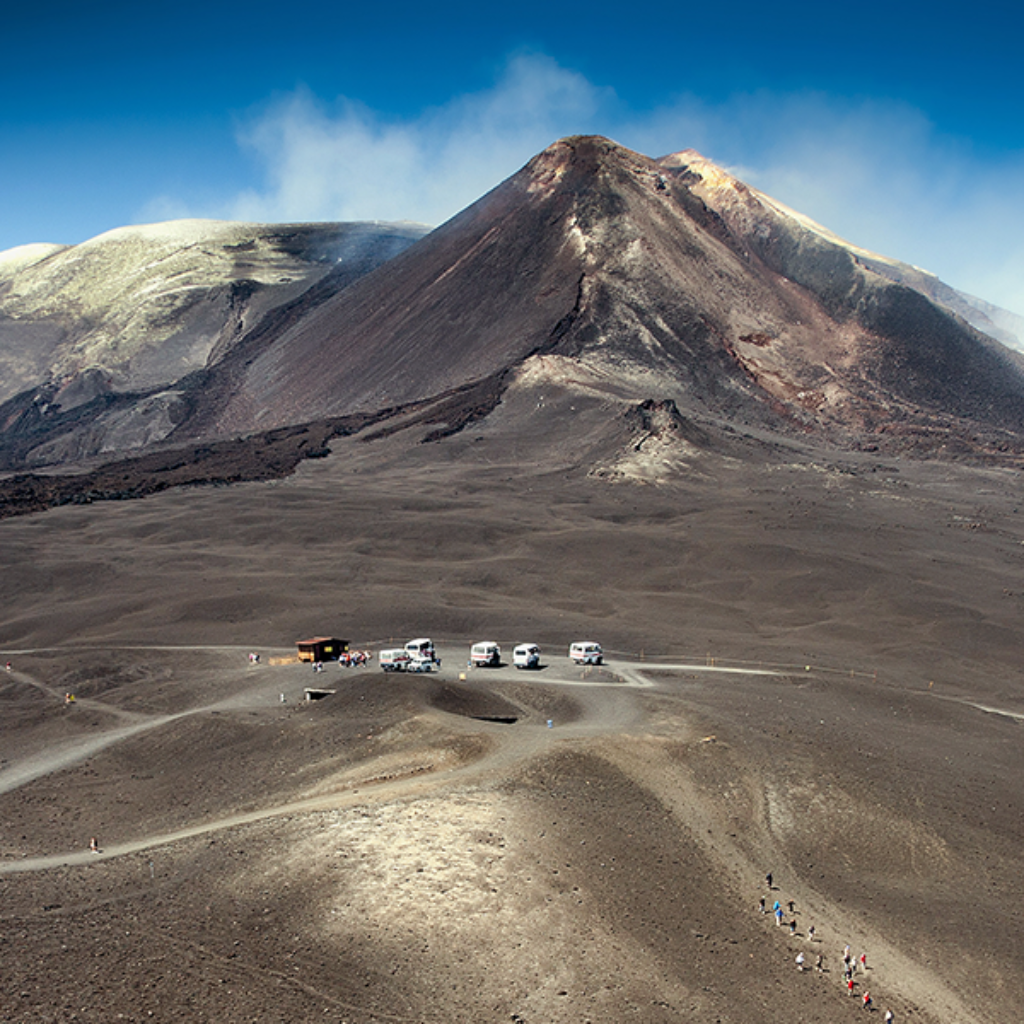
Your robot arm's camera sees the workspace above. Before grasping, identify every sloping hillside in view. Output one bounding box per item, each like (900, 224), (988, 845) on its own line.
(2, 137), (1024, 485)
(188, 136), (1024, 454)
(0, 219), (427, 465)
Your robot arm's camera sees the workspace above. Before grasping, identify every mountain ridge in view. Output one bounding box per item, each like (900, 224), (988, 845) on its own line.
(2, 136), (1023, 501)
(0, 219), (428, 465)
(665, 149), (1024, 350)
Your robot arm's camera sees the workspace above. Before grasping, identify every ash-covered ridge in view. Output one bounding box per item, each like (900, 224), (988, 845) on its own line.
(2, 136), (1024, 490)
(0, 219), (428, 465)
(662, 149), (1024, 351)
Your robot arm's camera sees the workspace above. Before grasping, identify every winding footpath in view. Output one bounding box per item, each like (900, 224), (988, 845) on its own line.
(0, 647), (780, 875)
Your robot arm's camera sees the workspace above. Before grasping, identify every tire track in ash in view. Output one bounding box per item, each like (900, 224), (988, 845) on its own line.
(0, 712), (193, 798)
(0, 674), (641, 874)
(0, 646), (298, 796)
(0, 654), (783, 874)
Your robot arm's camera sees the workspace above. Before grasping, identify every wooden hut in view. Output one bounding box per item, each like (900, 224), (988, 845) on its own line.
(295, 637), (347, 662)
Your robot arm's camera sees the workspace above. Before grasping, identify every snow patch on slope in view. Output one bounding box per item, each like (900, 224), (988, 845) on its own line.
(0, 243), (67, 275)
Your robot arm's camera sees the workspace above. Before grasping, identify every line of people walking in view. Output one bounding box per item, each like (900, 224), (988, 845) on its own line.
(761, 871), (894, 1020)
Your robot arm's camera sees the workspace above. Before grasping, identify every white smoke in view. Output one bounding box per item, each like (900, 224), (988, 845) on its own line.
(225, 54), (607, 227)
(640, 93), (1024, 320)
(148, 55), (1024, 318)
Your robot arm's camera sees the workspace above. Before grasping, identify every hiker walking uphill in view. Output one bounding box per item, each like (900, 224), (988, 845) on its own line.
(751, 875), (893, 1015)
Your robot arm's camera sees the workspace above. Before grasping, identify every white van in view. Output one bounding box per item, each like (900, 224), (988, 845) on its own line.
(569, 641), (603, 665)
(405, 638), (437, 663)
(470, 641), (501, 667)
(379, 649), (413, 672)
(513, 643), (540, 669)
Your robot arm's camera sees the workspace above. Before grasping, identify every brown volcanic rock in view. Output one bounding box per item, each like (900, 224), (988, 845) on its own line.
(183, 142), (590, 439)
(665, 149), (1024, 350)
(4, 136), (1024, 496)
(187, 135), (782, 438)
(184, 136), (1024, 455)
(661, 149), (1024, 436)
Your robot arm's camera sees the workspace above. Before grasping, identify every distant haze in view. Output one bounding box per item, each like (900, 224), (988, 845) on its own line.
(133, 57), (1024, 319)
(4, 58), (1020, 321)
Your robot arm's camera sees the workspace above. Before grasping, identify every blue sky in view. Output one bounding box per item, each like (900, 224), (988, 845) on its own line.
(3, 0), (1023, 314)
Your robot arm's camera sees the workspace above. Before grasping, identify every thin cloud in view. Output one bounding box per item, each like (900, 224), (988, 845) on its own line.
(621, 91), (1024, 318)
(153, 55), (1024, 317)
(227, 54), (608, 227)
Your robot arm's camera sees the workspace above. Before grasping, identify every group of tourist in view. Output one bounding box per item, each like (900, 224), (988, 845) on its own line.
(337, 650), (372, 667)
(762, 872), (894, 1020)
(246, 649), (373, 668)
(309, 650), (372, 671)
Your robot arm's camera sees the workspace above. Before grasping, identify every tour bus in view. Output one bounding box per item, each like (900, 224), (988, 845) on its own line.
(569, 641), (603, 665)
(379, 649), (413, 672)
(513, 643), (541, 669)
(470, 641), (501, 667)
(404, 638), (438, 663)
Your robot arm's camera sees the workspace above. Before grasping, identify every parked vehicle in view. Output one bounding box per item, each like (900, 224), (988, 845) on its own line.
(569, 641), (603, 665)
(379, 649), (413, 672)
(513, 643), (540, 669)
(405, 637), (438, 663)
(470, 641), (501, 667)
